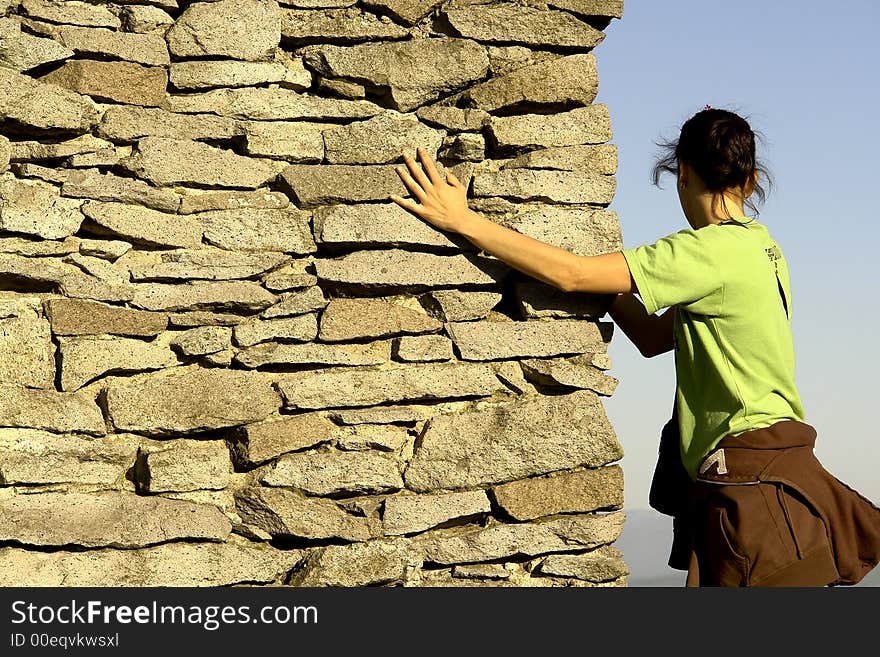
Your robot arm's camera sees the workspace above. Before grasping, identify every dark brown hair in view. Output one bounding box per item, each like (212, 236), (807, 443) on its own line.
(652, 107), (773, 216)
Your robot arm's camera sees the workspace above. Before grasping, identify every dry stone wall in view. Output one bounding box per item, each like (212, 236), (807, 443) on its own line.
(0, 0), (627, 587)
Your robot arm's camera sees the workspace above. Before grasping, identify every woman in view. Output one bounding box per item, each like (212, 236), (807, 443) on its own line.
(390, 106), (880, 587)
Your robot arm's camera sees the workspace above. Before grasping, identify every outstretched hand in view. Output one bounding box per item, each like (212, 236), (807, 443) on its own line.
(390, 146), (471, 233)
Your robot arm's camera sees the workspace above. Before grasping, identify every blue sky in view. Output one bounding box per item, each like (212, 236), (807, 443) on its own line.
(593, 0), (880, 510)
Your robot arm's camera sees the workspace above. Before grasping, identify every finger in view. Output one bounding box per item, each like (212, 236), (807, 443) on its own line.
(446, 170), (462, 188)
(417, 146), (444, 186)
(390, 194), (421, 214)
(402, 151), (433, 192)
(395, 165), (427, 202)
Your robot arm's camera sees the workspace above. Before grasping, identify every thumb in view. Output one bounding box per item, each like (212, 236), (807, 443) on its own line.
(446, 169), (462, 188)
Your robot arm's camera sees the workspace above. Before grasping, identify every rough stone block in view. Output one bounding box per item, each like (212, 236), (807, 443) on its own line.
(39, 59), (168, 107)
(261, 286), (328, 319)
(280, 8), (409, 43)
(166, 0), (281, 61)
(170, 58), (310, 90)
(502, 144), (618, 174)
(225, 412), (337, 467)
(170, 325), (232, 356)
(121, 5), (175, 34)
(417, 289), (502, 322)
(137, 438), (231, 492)
(178, 189), (289, 215)
(361, 0), (442, 26)
(62, 170), (181, 213)
(81, 201), (202, 249)
(383, 490), (491, 535)
(129, 281), (278, 312)
(128, 250), (288, 282)
(261, 446), (404, 495)
(472, 168), (616, 205)
(19, 0), (121, 28)
(232, 312), (318, 347)
(242, 120), (330, 162)
(488, 104), (612, 150)
(58, 334), (178, 391)
(534, 545), (629, 582)
(318, 297), (442, 342)
(0, 175), (84, 240)
(57, 26), (170, 66)
(392, 334), (454, 362)
(0, 16), (72, 72)
(0, 297), (54, 388)
(234, 340), (389, 369)
(0, 383), (106, 435)
(98, 106), (242, 143)
(288, 536), (418, 586)
(323, 110), (445, 164)
(519, 356), (619, 396)
(0, 66), (98, 132)
(43, 297), (167, 337)
(197, 207), (316, 253)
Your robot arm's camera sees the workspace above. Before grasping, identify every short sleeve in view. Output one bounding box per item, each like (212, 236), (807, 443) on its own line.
(622, 228), (725, 316)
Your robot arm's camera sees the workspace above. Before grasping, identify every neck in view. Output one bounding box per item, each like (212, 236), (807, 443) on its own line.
(690, 192), (748, 228)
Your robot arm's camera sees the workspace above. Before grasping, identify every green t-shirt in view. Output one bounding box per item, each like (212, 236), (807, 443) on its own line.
(621, 218), (806, 479)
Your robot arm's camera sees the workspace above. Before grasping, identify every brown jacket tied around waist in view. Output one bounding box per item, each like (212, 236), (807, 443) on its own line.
(650, 411), (880, 587)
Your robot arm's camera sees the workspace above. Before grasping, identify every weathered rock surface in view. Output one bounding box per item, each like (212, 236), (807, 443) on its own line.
(98, 106), (242, 143)
(418, 290), (502, 322)
(225, 412), (337, 467)
(392, 334), (454, 362)
(166, 0), (282, 61)
(491, 464), (624, 520)
(0, 175), (84, 240)
(58, 334), (177, 391)
(303, 38), (489, 111)
(278, 361), (508, 410)
(280, 163), (409, 206)
(443, 4), (605, 49)
(178, 189), (289, 215)
(121, 4), (175, 34)
(105, 367), (281, 435)
(361, 0), (442, 26)
(0, 65), (97, 132)
(519, 356), (619, 395)
(534, 545), (628, 582)
(261, 446), (404, 495)
(281, 8), (409, 43)
(137, 438), (231, 492)
(261, 286), (327, 318)
(0, 539), (302, 587)
(288, 536), (418, 586)
(445, 319), (611, 361)
(232, 312), (318, 347)
(415, 104), (489, 131)
(168, 87), (382, 120)
(234, 340), (389, 369)
(243, 120), (330, 162)
(416, 511), (624, 564)
(0, 297), (54, 388)
(472, 169), (616, 205)
(128, 250), (287, 282)
(57, 26), (170, 66)
(82, 201), (202, 249)
(170, 59), (311, 90)
(129, 281), (277, 312)
(488, 104), (612, 150)
(0, 428), (139, 486)
(170, 325), (232, 356)
(39, 59), (168, 107)
(383, 490), (491, 535)
(546, 0), (624, 20)
(236, 486), (373, 541)
(404, 389), (622, 491)
(120, 137), (278, 189)
(503, 144), (618, 174)
(0, 491), (231, 548)
(0, 16), (72, 72)
(323, 111), (444, 164)
(63, 170), (181, 213)
(0, 383), (106, 435)
(318, 297), (442, 342)
(43, 297), (167, 337)
(198, 207), (316, 253)
(8, 134), (111, 162)
(19, 0), (121, 28)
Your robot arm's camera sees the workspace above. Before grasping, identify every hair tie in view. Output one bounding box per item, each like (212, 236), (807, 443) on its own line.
(704, 104), (712, 110)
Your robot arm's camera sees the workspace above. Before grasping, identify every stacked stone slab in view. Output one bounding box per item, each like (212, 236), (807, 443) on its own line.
(0, 0), (627, 587)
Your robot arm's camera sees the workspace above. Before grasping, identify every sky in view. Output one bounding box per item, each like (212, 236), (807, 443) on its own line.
(591, 0), (880, 512)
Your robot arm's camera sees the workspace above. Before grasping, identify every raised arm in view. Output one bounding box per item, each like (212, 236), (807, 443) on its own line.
(609, 294), (676, 358)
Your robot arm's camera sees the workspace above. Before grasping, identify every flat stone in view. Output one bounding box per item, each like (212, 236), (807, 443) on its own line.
(288, 536), (418, 586)
(98, 106), (242, 142)
(383, 490), (491, 535)
(328, 405), (432, 425)
(0, 16), (73, 72)
(170, 58), (311, 90)
(443, 4), (605, 49)
(66, 147), (127, 168)
(170, 325), (232, 356)
(0, 297), (54, 388)
(0, 491), (230, 548)
(7, 163), (71, 185)
(242, 120), (331, 162)
(392, 334), (454, 362)
(336, 423), (409, 452)
(0, 235), (79, 257)
(19, 0), (121, 28)
(514, 277), (613, 319)
(0, 66), (97, 132)
(316, 75), (366, 98)
(0, 538), (303, 586)
(120, 137), (277, 189)
(280, 163), (420, 207)
(445, 319), (611, 360)
(323, 110), (444, 164)
(63, 252), (128, 283)
(534, 545), (629, 582)
(234, 340), (388, 369)
(225, 412), (336, 467)
(121, 5), (175, 33)
(438, 133), (484, 161)
(105, 367), (281, 435)
(8, 134), (112, 161)
(167, 0), (281, 61)
(168, 87), (383, 120)
(57, 334), (177, 391)
(236, 486), (372, 541)
(0, 176), (84, 240)
(318, 297), (442, 342)
(415, 104), (489, 131)
(261, 286), (328, 319)
(81, 201), (202, 249)
(280, 8), (409, 43)
(0, 252), (72, 292)
(312, 201), (467, 251)
(313, 248), (510, 293)
(232, 312), (318, 347)
(128, 250), (288, 282)
(57, 26), (170, 66)
(178, 189), (289, 215)
(417, 290), (501, 322)
(263, 269), (317, 292)
(0, 135), (8, 173)
(492, 464), (623, 521)
(129, 281), (278, 312)
(55, 272), (137, 304)
(43, 297), (167, 336)
(277, 361), (508, 410)
(500, 205), (622, 256)
(451, 563), (510, 580)
(416, 511), (624, 565)
(463, 53), (597, 112)
(303, 38), (489, 111)
(0, 428), (139, 486)
(488, 104), (612, 150)
(404, 389), (622, 491)
(0, 383), (106, 435)
(361, 0), (442, 25)
(546, 0), (624, 19)
(62, 170), (181, 213)
(503, 144), (617, 174)
(137, 438), (231, 492)
(520, 356), (619, 395)
(260, 446), (404, 495)
(39, 59), (168, 107)
(472, 168), (616, 205)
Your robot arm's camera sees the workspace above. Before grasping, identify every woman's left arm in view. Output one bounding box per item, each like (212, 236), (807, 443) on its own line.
(391, 147), (634, 295)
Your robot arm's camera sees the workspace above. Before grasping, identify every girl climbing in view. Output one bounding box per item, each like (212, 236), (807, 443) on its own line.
(389, 106), (880, 587)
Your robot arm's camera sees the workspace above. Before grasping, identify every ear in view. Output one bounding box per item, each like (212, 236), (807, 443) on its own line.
(678, 161), (690, 189)
(744, 169), (759, 196)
